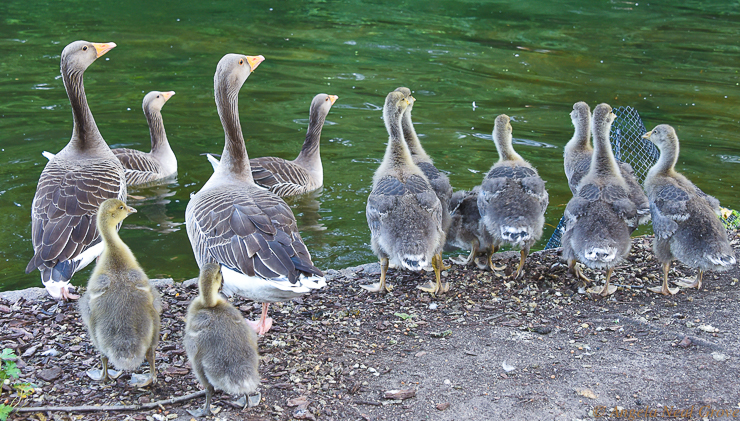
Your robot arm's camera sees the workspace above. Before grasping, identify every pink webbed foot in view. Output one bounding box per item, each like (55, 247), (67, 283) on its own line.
(247, 317), (274, 335)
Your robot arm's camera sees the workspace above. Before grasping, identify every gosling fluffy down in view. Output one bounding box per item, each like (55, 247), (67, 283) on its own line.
(79, 199), (161, 375)
(184, 263), (260, 400)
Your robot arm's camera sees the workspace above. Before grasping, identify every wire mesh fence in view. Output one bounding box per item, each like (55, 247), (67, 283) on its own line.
(545, 106), (735, 249)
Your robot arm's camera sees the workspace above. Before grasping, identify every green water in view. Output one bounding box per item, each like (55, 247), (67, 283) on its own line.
(2, 0), (739, 291)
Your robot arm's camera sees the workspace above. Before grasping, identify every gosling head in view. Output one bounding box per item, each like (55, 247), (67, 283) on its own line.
(96, 198), (136, 227)
(198, 262), (223, 307)
(61, 40), (116, 75)
(383, 90), (411, 133)
(591, 103), (616, 137)
(642, 124), (678, 152)
(570, 101), (591, 132)
(143, 91), (175, 114)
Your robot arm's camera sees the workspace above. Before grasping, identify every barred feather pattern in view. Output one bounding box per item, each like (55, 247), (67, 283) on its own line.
(186, 184), (323, 287)
(250, 156), (313, 197)
(112, 148), (169, 186)
(26, 158), (127, 282)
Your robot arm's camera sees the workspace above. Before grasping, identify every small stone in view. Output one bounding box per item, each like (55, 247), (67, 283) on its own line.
(37, 367), (62, 382)
(711, 352), (729, 362)
(678, 337), (692, 348)
(383, 389), (416, 400)
(436, 402), (450, 411)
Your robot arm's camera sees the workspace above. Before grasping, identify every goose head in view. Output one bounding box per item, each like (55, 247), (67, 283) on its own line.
(214, 53), (264, 96)
(97, 198), (136, 228)
(61, 40), (116, 74)
(143, 91), (175, 114)
(311, 93), (338, 116)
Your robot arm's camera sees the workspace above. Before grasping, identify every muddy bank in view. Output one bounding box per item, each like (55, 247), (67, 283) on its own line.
(2, 233), (740, 420)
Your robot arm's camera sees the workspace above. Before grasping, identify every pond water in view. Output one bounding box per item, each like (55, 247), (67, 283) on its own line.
(2, 0), (739, 291)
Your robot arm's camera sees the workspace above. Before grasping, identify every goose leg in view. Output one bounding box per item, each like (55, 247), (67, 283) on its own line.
(591, 268), (618, 296)
(130, 345), (157, 387)
(361, 257), (392, 293)
(247, 303), (274, 335)
(478, 245), (502, 271)
(513, 249), (528, 279)
(188, 384), (215, 417)
(450, 239), (479, 266)
(675, 270), (703, 290)
(60, 285), (80, 301)
(648, 263), (679, 295)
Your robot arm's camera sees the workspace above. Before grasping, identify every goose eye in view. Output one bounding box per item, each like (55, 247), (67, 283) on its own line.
(119, 206), (124, 210)
(239, 59), (244, 65)
(156, 95), (160, 98)
(82, 45), (88, 51)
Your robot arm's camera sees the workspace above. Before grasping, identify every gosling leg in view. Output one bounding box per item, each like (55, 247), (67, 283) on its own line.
(513, 249), (528, 279)
(87, 355), (120, 382)
(361, 257), (392, 293)
(647, 263), (679, 295)
(568, 259), (592, 288)
(450, 239), (479, 266)
(130, 345), (157, 387)
(188, 384), (215, 417)
(418, 254), (445, 294)
(591, 268), (618, 296)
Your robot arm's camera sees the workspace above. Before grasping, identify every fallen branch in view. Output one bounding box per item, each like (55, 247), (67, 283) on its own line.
(13, 390), (206, 413)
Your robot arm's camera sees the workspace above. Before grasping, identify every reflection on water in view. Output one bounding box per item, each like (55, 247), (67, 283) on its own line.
(125, 182), (182, 235)
(2, 0), (739, 291)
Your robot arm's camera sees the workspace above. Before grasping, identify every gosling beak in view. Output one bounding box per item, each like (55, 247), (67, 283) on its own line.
(642, 130), (653, 140)
(246, 55), (265, 71)
(92, 42), (117, 58)
(127, 205), (137, 214)
(328, 95), (339, 105)
(162, 91), (176, 101)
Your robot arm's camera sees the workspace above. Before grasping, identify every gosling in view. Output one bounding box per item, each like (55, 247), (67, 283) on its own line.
(79, 198), (161, 387)
(184, 263), (260, 417)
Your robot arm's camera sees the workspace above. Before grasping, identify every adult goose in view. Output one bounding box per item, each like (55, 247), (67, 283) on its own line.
(477, 115), (548, 279)
(563, 101), (650, 229)
(363, 90), (446, 294)
(112, 91), (177, 186)
(643, 124), (736, 295)
(394, 87), (453, 233)
(561, 104), (636, 296)
(250, 93), (338, 196)
(186, 54), (325, 336)
(25, 40), (126, 300)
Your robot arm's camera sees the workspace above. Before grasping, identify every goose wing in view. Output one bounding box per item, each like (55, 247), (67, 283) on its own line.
(250, 156), (310, 196)
(112, 148), (165, 186)
(186, 187), (322, 285)
(26, 158), (126, 281)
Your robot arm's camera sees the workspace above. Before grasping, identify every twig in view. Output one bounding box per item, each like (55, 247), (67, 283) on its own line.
(13, 390), (206, 413)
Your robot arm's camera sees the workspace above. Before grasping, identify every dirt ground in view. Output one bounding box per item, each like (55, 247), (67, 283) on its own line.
(2, 232), (740, 421)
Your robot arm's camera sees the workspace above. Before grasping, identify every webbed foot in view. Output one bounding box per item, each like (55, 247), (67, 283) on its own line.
(647, 285), (680, 296)
(417, 280), (438, 294)
(129, 373), (154, 388)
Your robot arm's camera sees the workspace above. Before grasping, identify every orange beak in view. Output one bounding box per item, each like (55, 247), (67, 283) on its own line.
(642, 130), (652, 139)
(92, 42), (116, 58)
(127, 205), (137, 214)
(328, 95), (339, 105)
(162, 91), (176, 101)
(246, 55), (265, 71)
